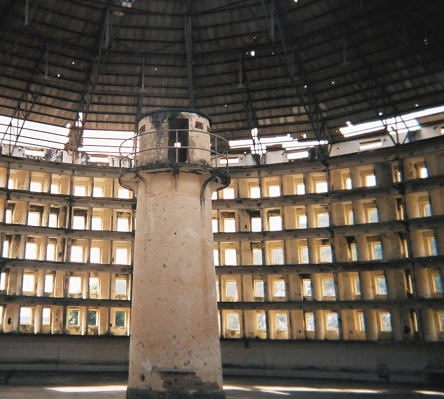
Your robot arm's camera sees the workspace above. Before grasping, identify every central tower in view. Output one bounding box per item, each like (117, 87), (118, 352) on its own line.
(123, 109), (229, 399)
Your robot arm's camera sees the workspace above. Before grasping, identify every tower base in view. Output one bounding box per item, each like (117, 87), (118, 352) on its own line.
(126, 388), (226, 399)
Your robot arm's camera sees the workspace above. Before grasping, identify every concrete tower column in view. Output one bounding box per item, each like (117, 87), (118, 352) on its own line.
(123, 110), (229, 399)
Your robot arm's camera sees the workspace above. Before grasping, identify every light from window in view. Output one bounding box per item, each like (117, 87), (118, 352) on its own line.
(354, 278), (361, 296)
(50, 184), (60, 194)
(298, 214), (307, 228)
(276, 313), (288, 331)
(117, 217), (130, 232)
(269, 216), (282, 231)
(380, 312), (392, 332)
(212, 219), (218, 233)
(305, 312), (315, 331)
(115, 248), (129, 264)
(213, 249), (219, 266)
(223, 188), (235, 199)
(5, 208), (12, 224)
(74, 186), (86, 196)
(344, 177), (352, 190)
(320, 245), (332, 263)
(317, 212), (329, 227)
(22, 274), (35, 292)
(422, 203), (432, 217)
(30, 181), (43, 192)
(326, 312), (339, 331)
(68, 309), (80, 326)
(227, 313), (240, 330)
(44, 275), (54, 293)
(226, 281), (237, 298)
(68, 276), (82, 294)
(272, 248), (284, 265)
(118, 188), (130, 199)
(252, 248), (263, 265)
(224, 249), (237, 265)
(47, 243), (56, 261)
(2, 240), (9, 258)
(42, 308), (51, 325)
(300, 246), (309, 264)
(91, 216), (102, 230)
(376, 277), (388, 295)
(296, 184), (305, 195)
(371, 242), (383, 260)
(0, 306), (3, 322)
(365, 175), (376, 187)
(251, 217), (262, 232)
(254, 280), (264, 297)
(73, 215), (85, 229)
(20, 307), (32, 325)
(25, 242), (38, 259)
(433, 274), (443, 293)
(0, 272), (6, 290)
(427, 237), (438, 256)
(224, 218), (236, 233)
(302, 279), (312, 297)
(419, 167), (428, 178)
(439, 312), (444, 332)
(115, 278), (127, 296)
(350, 243), (358, 261)
(268, 185), (281, 197)
(90, 247), (101, 263)
(88, 310), (98, 326)
(70, 245), (84, 262)
(90, 277), (99, 295)
(93, 187), (103, 197)
(256, 313), (267, 331)
(322, 279), (336, 297)
(274, 280), (286, 297)
(250, 186), (260, 198)
(315, 181), (328, 193)
(211, 191), (218, 200)
(49, 213), (58, 228)
(28, 212), (41, 226)
(358, 312), (366, 331)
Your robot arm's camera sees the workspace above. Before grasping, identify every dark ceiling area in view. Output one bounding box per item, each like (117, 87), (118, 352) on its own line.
(0, 0), (443, 150)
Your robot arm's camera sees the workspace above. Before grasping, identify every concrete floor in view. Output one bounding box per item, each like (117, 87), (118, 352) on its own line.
(1, 372), (443, 399)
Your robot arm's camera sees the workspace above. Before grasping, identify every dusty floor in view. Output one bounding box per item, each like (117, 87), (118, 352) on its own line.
(0, 372), (443, 398)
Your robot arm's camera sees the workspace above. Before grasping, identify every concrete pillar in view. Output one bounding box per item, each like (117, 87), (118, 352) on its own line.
(125, 110), (228, 399)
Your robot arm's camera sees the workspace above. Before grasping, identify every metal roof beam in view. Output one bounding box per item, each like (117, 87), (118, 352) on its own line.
(182, 0), (196, 109)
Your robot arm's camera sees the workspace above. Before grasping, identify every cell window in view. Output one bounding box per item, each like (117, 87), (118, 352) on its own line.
(367, 209), (379, 223)
(358, 312), (366, 331)
(344, 177), (352, 190)
(50, 184), (60, 194)
(326, 313), (339, 331)
(5, 208), (12, 224)
(426, 237), (438, 256)
(22, 274), (35, 292)
(117, 216), (130, 232)
(0, 272), (6, 290)
(211, 192), (217, 200)
(213, 249), (219, 266)
(2, 240), (9, 258)
(422, 202), (432, 217)
(254, 280), (264, 297)
(20, 307), (32, 325)
(375, 277), (388, 296)
(438, 312), (444, 331)
(302, 279), (312, 297)
(90, 247), (102, 264)
(298, 215), (307, 229)
(25, 242), (38, 260)
(91, 217), (103, 230)
(68, 309), (80, 326)
(223, 218), (236, 233)
(273, 280), (286, 297)
(42, 308), (51, 326)
(47, 244), (56, 261)
(73, 215), (86, 229)
(276, 313), (288, 331)
(115, 248), (129, 264)
(371, 242), (383, 260)
(223, 188), (235, 199)
(305, 312), (315, 332)
(251, 217), (262, 232)
(317, 213), (329, 227)
(224, 249), (237, 266)
(256, 313), (267, 331)
(322, 279), (336, 297)
(419, 167), (428, 179)
(44, 275), (54, 293)
(28, 212), (41, 226)
(380, 312), (392, 332)
(30, 181), (43, 192)
(88, 310), (98, 326)
(0, 306), (3, 322)
(93, 187), (103, 197)
(269, 216), (282, 231)
(249, 186), (260, 199)
(271, 248), (284, 265)
(48, 213), (58, 228)
(226, 281), (238, 298)
(315, 181), (328, 193)
(212, 219), (218, 233)
(365, 175), (376, 187)
(320, 245), (332, 263)
(89, 277), (99, 295)
(74, 186), (86, 196)
(252, 248), (263, 265)
(433, 274), (443, 294)
(300, 247), (309, 264)
(268, 185), (281, 197)
(118, 188), (130, 199)
(115, 278), (127, 296)
(68, 276), (82, 294)
(70, 245), (84, 262)
(296, 184), (306, 195)
(354, 278), (362, 296)
(227, 313), (240, 330)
